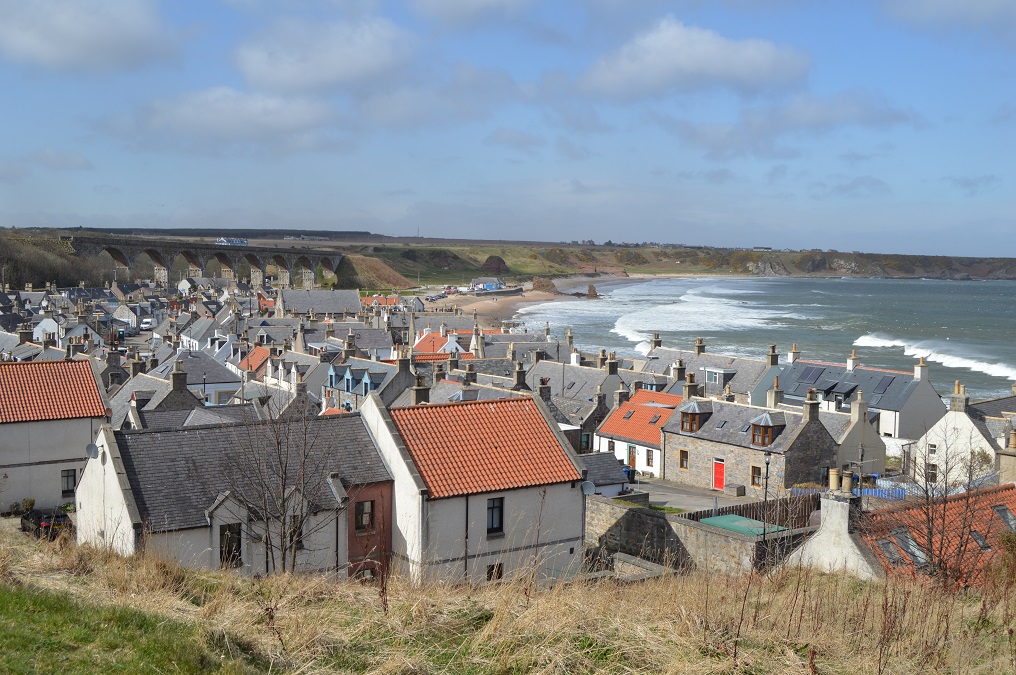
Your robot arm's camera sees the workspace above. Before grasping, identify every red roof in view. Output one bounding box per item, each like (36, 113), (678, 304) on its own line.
(361, 296), (400, 307)
(861, 484), (1016, 587)
(597, 389), (682, 448)
(448, 329), (503, 335)
(414, 332), (451, 354)
(389, 398), (581, 499)
(0, 360), (105, 424)
(409, 352), (475, 363)
(239, 345), (271, 373)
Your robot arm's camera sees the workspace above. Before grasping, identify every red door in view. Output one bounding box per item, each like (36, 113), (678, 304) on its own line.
(712, 459), (725, 490)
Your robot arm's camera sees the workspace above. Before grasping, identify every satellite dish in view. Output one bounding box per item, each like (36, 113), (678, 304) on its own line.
(580, 481), (596, 496)
(86, 443), (99, 459)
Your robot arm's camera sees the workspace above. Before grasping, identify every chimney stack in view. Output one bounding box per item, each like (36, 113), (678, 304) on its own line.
(171, 360), (188, 393)
(596, 349), (607, 369)
(694, 337), (706, 356)
(396, 348), (412, 375)
(1000, 431), (1016, 486)
(840, 470), (854, 494)
(605, 353), (618, 376)
(594, 384), (606, 411)
(847, 349), (860, 372)
(767, 344), (779, 367)
(17, 325), (33, 345)
(462, 363), (476, 385)
(531, 349), (545, 365)
(788, 343), (800, 364)
(949, 380), (968, 413)
(512, 361), (529, 391)
(538, 377), (551, 402)
(570, 348), (581, 366)
(410, 374), (430, 405)
(767, 376), (783, 408)
(544, 321), (550, 339)
(803, 388), (819, 422)
(828, 467), (841, 492)
(448, 352), (459, 372)
(651, 332), (662, 349)
(682, 372), (697, 401)
(566, 327), (574, 349)
(851, 390), (867, 424)
(613, 385), (630, 409)
(914, 356), (929, 382)
(669, 358), (686, 382)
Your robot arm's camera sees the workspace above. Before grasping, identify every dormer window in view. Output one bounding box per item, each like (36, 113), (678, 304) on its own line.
(751, 424), (774, 447)
(681, 412), (700, 432)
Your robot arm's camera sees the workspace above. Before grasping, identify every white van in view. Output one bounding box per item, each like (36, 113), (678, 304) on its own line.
(139, 318), (154, 330)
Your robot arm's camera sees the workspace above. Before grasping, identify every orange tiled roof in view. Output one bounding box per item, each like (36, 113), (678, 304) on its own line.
(597, 389), (682, 448)
(361, 296), (400, 307)
(410, 352), (476, 363)
(389, 398), (581, 499)
(239, 345), (271, 372)
(861, 484), (1016, 587)
(0, 360), (105, 424)
(448, 329), (504, 335)
(320, 407), (348, 416)
(414, 332), (450, 354)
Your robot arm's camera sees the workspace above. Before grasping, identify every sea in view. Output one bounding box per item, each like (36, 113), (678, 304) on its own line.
(515, 276), (1016, 401)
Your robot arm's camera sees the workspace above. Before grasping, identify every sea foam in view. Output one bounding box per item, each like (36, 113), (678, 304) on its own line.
(854, 334), (1016, 380)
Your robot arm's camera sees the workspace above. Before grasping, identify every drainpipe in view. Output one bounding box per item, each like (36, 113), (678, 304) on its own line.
(464, 495), (469, 581)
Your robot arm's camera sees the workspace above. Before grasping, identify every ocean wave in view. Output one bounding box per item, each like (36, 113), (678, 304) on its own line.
(854, 334), (1016, 380)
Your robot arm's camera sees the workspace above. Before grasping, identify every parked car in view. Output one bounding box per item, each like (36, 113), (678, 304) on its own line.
(20, 508), (72, 539)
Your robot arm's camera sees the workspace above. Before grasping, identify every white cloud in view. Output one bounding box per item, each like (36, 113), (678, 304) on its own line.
(411, 0), (532, 23)
(582, 16), (809, 99)
(357, 65), (518, 128)
(485, 127), (545, 154)
(659, 89), (916, 159)
(97, 87), (345, 154)
(235, 17), (411, 92)
(32, 148), (93, 171)
(0, 0), (174, 72)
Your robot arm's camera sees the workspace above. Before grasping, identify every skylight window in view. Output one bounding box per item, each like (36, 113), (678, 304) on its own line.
(649, 414), (661, 425)
(741, 423), (751, 433)
(970, 530), (991, 551)
(891, 527), (929, 569)
(623, 410), (635, 420)
(993, 505), (1016, 532)
(873, 375), (894, 395)
(877, 539), (905, 567)
(716, 420), (727, 429)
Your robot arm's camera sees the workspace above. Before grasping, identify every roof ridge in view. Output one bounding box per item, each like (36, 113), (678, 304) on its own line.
(870, 484), (1016, 518)
(391, 397), (530, 411)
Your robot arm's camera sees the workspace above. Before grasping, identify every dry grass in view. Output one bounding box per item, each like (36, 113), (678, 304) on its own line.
(3, 517), (1016, 673)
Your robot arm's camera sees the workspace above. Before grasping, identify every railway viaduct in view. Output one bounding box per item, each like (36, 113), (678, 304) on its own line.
(68, 235), (344, 288)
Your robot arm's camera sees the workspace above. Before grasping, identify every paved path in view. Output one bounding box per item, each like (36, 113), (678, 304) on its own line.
(634, 476), (760, 513)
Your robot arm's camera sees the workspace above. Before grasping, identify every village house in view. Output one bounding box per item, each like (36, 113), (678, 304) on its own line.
(276, 289), (361, 319)
(359, 394), (585, 583)
(757, 350), (945, 439)
(661, 384), (837, 496)
(0, 360), (107, 510)
(75, 415), (393, 578)
(594, 389), (683, 477)
(643, 337), (780, 405)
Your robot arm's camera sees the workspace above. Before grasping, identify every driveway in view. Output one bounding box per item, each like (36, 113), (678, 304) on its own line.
(633, 476), (760, 514)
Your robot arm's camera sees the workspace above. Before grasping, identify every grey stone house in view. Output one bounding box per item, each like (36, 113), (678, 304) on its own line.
(660, 390), (837, 496)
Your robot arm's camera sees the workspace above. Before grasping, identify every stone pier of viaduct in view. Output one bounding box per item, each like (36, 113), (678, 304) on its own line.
(69, 236), (344, 288)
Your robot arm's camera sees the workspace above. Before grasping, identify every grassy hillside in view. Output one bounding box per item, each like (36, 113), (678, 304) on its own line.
(3, 518), (1016, 673)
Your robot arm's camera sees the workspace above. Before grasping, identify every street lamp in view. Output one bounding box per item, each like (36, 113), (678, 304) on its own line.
(762, 450), (772, 570)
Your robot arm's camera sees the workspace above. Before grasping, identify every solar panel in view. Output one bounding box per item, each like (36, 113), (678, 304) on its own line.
(799, 366), (824, 384)
(873, 375), (894, 395)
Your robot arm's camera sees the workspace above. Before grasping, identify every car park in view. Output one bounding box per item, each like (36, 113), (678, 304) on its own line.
(20, 508), (72, 539)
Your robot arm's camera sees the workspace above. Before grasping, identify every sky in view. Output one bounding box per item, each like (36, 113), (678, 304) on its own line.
(0, 0), (1012, 256)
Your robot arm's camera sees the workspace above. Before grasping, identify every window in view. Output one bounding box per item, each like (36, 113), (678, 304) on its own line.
(876, 539), (905, 567)
(607, 440), (615, 453)
(486, 562), (503, 581)
(646, 449), (654, 467)
(716, 420), (727, 429)
(705, 371), (720, 384)
(679, 449), (689, 470)
(61, 469), (77, 498)
(680, 413), (700, 432)
(623, 410), (635, 420)
(649, 414), (661, 425)
(219, 523), (242, 569)
(487, 497), (504, 534)
(751, 466), (762, 487)
(751, 425), (774, 447)
(891, 527), (929, 569)
(970, 530), (991, 551)
(288, 515), (304, 550)
(355, 500), (374, 532)
(928, 443), (938, 455)
(925, 463), (938, 484)
(581, 433), (590, 451)
(993, 505), (1016, 532)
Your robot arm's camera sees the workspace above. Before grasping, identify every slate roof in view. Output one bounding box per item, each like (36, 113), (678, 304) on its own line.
(861, 484), (1016, 587)
(108, 373), (174, 429)
(151, 350), (241, 386)
(389, 398), (581, 499)
(544, 394), (599, 427)
(0, 360), (106, 423)
(280, 289), (361, 316)
(390, 379), (525, 408)
(774, 360), (918, 412)
(525, 361), (613, 401)
(647, 346), (771, 396)
(663, 399), (808, 455)
(597, 389), (683, 448)
(576, 453), (630, 488)
(112, 414), (392, 532)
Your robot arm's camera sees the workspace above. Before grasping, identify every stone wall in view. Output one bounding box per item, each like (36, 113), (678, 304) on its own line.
(584, 495), (812, 573)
